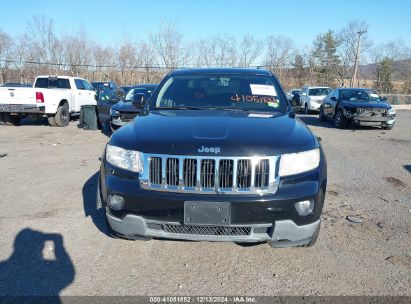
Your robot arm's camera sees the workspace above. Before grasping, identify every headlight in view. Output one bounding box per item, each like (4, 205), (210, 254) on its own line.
(105, 144), (143, 173)
(279, 148), (320, 177)
(388, 108), (395, 115)
(110, 108), (120, 116)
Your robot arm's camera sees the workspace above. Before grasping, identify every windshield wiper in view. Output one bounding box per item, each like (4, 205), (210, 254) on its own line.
(154, 106), (206, 110)
(205, 107), (250, 112)
(207, 107), (278, 115)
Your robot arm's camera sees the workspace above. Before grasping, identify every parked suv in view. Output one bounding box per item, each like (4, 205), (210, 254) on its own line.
(98, 68), (327, 248)
(300, 86), (332, 114)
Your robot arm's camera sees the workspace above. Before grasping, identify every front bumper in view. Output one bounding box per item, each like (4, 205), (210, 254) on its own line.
(106, 212), (320, 246)
(352, 115), (396, 126)
(111, 116), (128, 127)
(0, 104), (45, 114)
(307, 102), (321, 111)
(110, 115), (136, 130)
(100, 154), (327, 246)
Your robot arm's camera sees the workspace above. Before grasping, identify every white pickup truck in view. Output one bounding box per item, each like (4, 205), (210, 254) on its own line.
(0, 75), (97, 127)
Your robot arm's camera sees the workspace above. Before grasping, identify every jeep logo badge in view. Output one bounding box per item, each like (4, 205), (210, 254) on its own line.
(198, 146), (221, 154)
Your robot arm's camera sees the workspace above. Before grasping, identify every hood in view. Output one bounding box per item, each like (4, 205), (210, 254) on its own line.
(109, 110), (318, 156)
(112, 100), (141, 113)
(340, 100), (391, 109)
(309, 95), (326, 101)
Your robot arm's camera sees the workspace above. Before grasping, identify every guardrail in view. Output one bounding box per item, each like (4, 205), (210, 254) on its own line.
(383, 94), (411, 105)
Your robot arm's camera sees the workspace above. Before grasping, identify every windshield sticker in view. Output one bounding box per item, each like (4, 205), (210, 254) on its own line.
(248, 113), (273, 118)
(267, 102), (279, 108)
(250, 84), (277, 96)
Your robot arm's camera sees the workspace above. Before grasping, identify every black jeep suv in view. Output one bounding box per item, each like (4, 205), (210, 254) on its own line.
(98, 68), (327, 248)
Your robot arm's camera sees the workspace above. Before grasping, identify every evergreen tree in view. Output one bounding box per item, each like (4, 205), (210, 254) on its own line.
(375, 57), (394, 93)
(312, 30), (341, 86)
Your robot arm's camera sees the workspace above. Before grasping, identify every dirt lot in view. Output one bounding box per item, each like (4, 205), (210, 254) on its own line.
(0, 111), (410, 297)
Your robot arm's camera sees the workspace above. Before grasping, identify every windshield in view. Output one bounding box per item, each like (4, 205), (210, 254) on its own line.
(340, 89), (384, 102)
(150, 74), (286, 113)
(124, 87), (155, 102)
(98, 87), (117, 100)
(309, 88), (331, 96)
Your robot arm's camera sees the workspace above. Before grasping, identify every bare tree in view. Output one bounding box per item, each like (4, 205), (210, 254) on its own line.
(149, 21), (186, 69)
(61, 28), (92, 77)
(237, 35), (263, 68)
(26, 15), (60, 74)
(118, 39), (137, 84)
(92, 44), (116, 81)
(339, 21), (371, 87)
(136, 40), (160, 83)
(264, 36), (294, 79)
(0, 29), (13, 83)
(192, 34), (238, 68)
(10, 35), (30, 83)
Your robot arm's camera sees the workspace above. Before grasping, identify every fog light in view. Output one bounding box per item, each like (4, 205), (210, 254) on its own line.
(108, 194), (124, 210)
(295, 200), (314, 216)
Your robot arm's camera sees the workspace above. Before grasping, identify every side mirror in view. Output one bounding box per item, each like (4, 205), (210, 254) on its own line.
(132, 93), (146, 109)
(330, 96), (337, 101)
(382, 97), (387, 101)
(94, 94), (98, 101)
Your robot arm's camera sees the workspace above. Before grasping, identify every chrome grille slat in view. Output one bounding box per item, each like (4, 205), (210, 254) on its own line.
(201, 159), (215, 188)
(255, 159), (269, 189)
(149, 157), (162, 185)
(166, 158), (179, 186)
(237, 159), (251, 189)
(145, 154), (279, 195)
(219, 159), (233, 189)
(183, 159), (197, 187)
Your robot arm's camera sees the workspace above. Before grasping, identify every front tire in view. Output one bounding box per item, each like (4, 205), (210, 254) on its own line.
(334, 110), (347, 129)
(48, 116), (57, 127)
(319, 107), (327, 121)
(55, 103), (70, 127)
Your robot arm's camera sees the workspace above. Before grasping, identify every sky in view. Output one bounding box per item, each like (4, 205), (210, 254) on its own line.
(1, 0), (410, 50)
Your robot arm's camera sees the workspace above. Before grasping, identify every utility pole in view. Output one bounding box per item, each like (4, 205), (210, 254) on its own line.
(351, 29), (367, 87)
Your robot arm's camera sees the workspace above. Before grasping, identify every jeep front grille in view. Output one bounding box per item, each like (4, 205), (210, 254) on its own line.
(144, 154), (279, 195)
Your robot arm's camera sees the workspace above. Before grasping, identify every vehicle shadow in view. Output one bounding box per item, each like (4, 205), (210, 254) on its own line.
(19, 117), (49, 126)
(297, 114), (335, 129)
(0, 228), (75, 299)
(77, 120), (112, 138)
(82, 171), (110, 237)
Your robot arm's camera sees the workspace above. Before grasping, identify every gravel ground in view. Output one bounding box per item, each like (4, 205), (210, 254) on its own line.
(0, 111), (410, 297)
